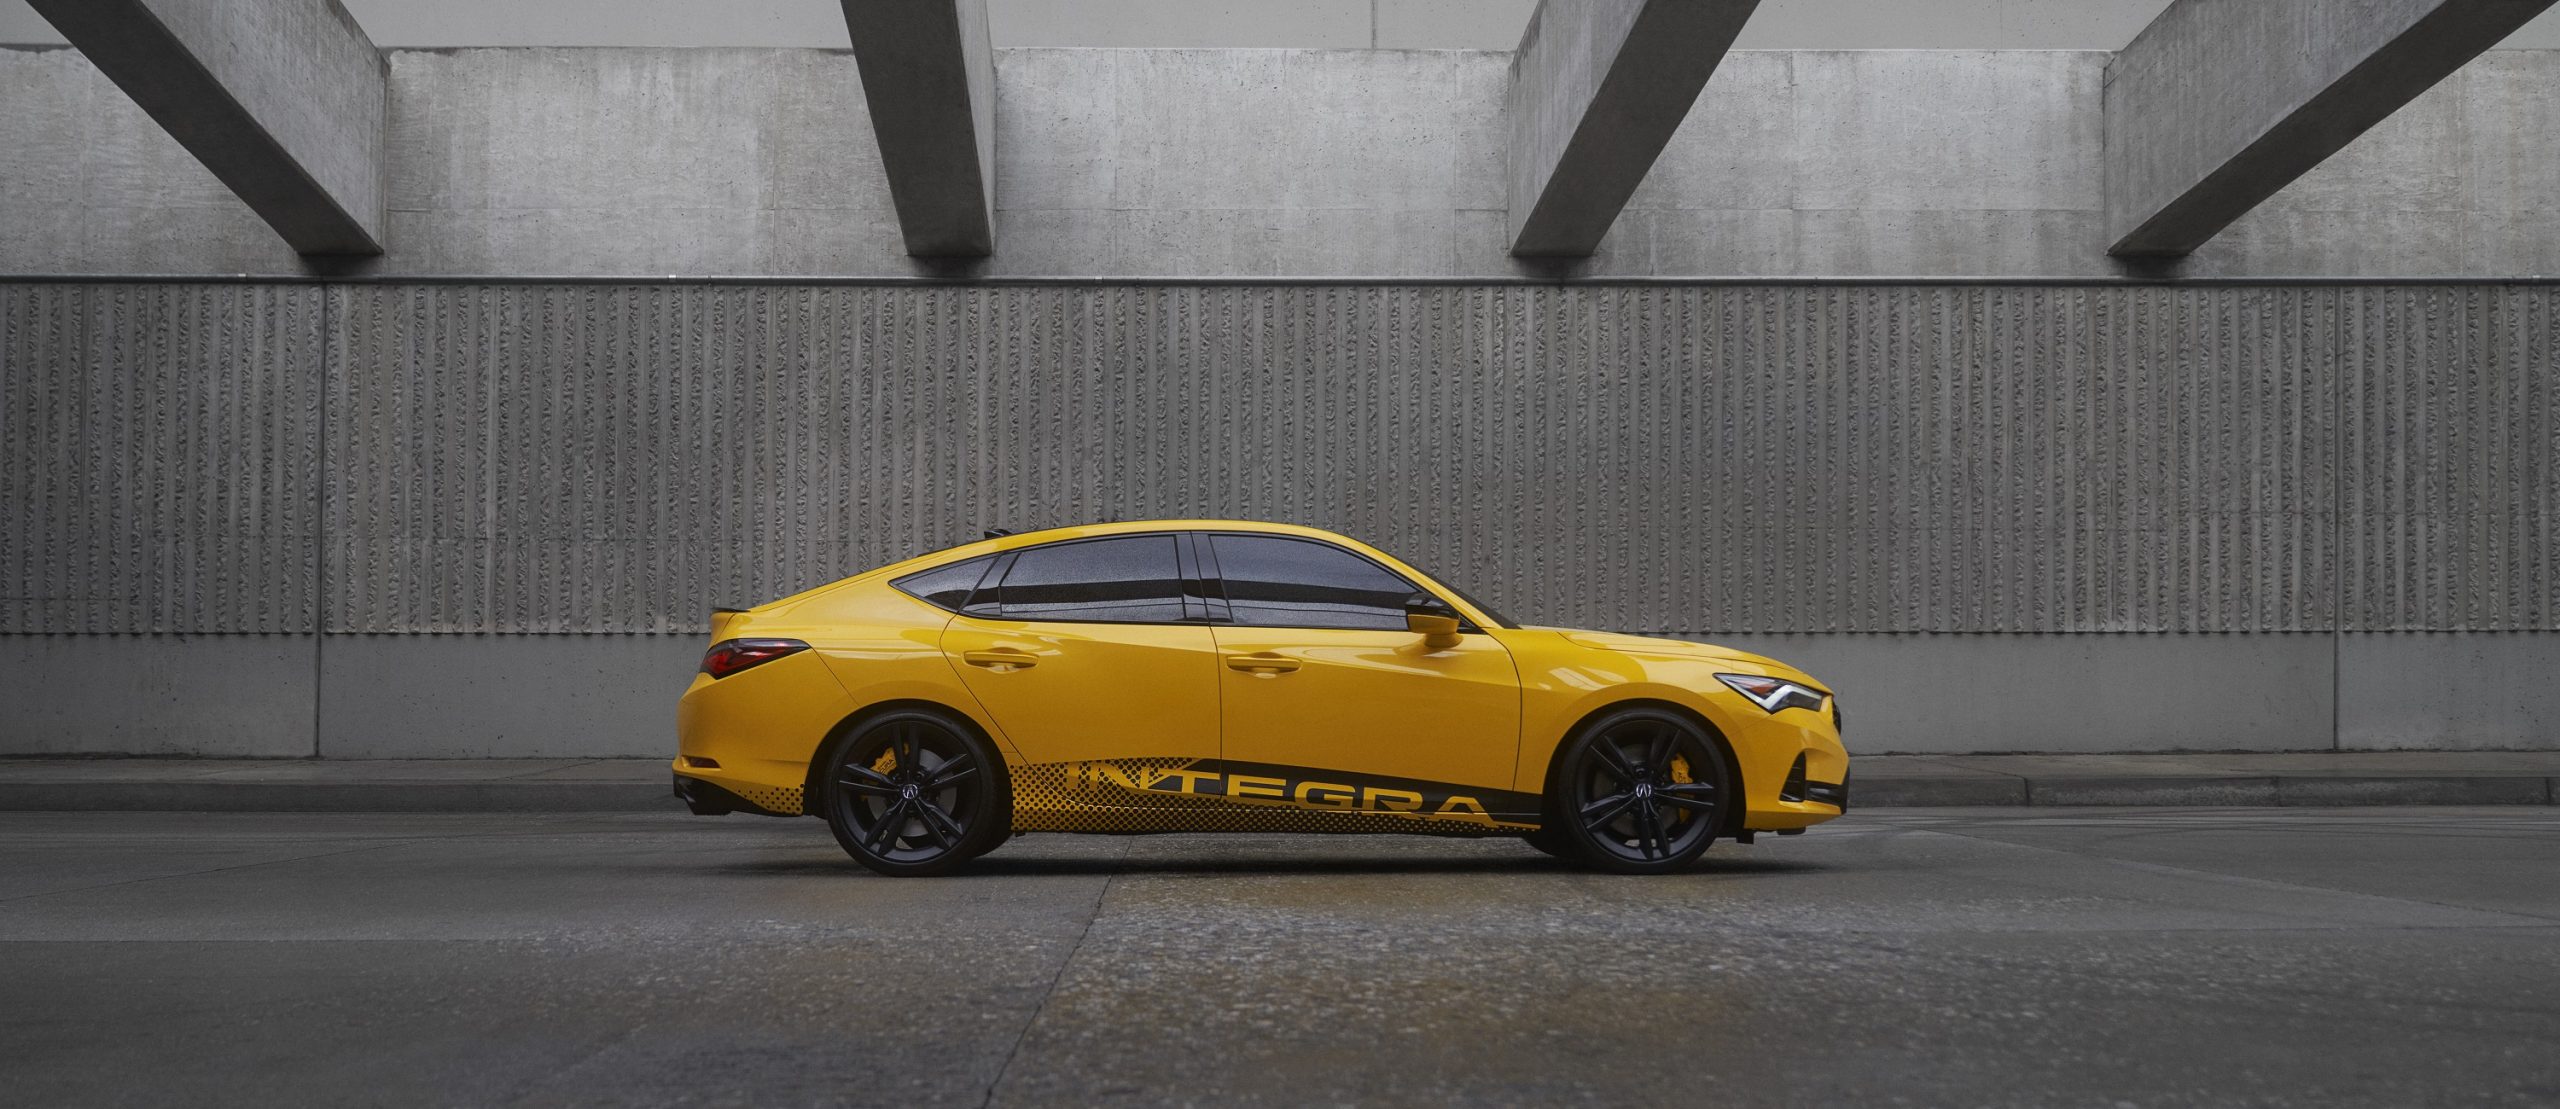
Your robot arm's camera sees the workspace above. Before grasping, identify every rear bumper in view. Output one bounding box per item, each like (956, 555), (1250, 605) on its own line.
(672, 772), (798, 818)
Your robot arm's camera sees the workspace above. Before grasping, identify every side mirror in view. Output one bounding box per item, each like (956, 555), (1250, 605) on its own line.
(1404, 593), (1465, 650)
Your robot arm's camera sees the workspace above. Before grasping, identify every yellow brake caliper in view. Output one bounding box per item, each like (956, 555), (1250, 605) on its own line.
(872, 749), (898, 775)
(1668, 755), (1694, 823)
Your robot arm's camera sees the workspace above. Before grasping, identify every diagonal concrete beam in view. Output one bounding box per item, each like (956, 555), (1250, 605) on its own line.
(2107, 0), (2558, 258)
(841, 0), (996, 258)
(27, 0), (385, 256)
(1506, 0), (1762, 258)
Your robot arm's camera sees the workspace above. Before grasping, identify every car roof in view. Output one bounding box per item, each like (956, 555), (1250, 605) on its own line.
(981, 519), (1349, 551)
(752, 518), (1497, 628)
(814, 520), (1363, 596)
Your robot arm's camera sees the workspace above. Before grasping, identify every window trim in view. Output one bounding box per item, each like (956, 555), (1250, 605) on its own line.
(889, 553), (999, 614)
(1196, 531), (1484, 635)
(961, 532), (1203, 628)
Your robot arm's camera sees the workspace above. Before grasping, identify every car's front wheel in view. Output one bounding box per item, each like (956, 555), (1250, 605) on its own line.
(1544, 706), (1731, 874)
(822, 709), (1011, 877)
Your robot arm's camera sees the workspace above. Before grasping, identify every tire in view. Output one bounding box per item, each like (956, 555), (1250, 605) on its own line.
(1522, 825), (1577, 861)
(1544, 706), (1732, 875)
(821, 708), (1012, 877)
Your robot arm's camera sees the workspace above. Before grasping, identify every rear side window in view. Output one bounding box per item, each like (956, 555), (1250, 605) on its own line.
(997, 535), (1187, 624)
(1210, 535), (1421, 631)
(892, 555), (995, 613)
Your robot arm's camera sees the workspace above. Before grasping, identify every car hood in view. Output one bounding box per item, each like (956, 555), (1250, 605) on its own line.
(1532, 628), (1823, 685)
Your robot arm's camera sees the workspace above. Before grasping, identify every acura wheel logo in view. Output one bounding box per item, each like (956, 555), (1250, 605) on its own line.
(1634, 782), (1654, 800)
(900, 783), (920, 800)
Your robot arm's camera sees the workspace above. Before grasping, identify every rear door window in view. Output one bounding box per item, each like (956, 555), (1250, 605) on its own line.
(996, 535), (1188, 624)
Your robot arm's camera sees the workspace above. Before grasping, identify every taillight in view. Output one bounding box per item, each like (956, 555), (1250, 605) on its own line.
(701, 638), (810, 678)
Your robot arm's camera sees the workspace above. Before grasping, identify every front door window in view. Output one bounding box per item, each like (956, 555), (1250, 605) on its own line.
(1208, 534), (1419, 630)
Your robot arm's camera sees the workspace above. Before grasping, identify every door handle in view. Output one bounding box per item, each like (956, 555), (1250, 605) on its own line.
(1224, 653), (1301, 675)
(962, 649), (1038, 670)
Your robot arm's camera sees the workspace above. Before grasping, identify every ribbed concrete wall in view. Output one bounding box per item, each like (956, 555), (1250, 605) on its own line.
(3, 279), (2553, 755)
(2343, 287), (2557, 630)
(0, 283), (324, 634)
(8, 281), (2555, 636)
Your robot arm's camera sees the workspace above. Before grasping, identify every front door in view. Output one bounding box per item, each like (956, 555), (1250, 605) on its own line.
(941, 533), (1219, 766)
(1202, 532), (1522, 804)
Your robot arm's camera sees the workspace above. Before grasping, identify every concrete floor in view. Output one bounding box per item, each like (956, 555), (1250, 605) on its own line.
(4, 810), (2557, 1107)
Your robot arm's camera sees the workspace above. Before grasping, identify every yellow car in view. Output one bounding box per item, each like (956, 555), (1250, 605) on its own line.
(673, 521), (1847, 876)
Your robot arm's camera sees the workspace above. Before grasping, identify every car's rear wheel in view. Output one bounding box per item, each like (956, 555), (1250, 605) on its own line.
(1545, 706), (1730, 874)
(823, 709), (1011, 877)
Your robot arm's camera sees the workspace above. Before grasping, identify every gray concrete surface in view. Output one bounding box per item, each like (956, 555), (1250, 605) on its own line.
(13, 627), (2554, 760)
(1505, 0), (1759, 256)
(843, 0), (997, 257)
(2, 807), (2556, 1105)
(13, 0), (2560, 51)
(1858, 751), (2560, 806)
(24, 0), (386, 255)
(0, 634), (699, 759)
(2105, 0), (2557, 258)
(313, 636), (699, 759)
(0, 757), (671, 812)
(0, 636), (320, 757)
(12, 45), (2560, 277)
(2340, 633), (2560, 751)
(1718, 633), (2340, 754)
(7, 753), (2558, 812)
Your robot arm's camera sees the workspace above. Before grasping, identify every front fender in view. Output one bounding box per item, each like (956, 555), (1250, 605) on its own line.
(1499, 632), (1846, 822)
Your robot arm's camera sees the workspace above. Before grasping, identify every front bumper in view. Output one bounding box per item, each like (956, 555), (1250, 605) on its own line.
(1782, 758), (1850, 812)
(1807, 769), (1849, 811)
(1778, 754), (1849, 810)
(1747, 754), (1849, 832)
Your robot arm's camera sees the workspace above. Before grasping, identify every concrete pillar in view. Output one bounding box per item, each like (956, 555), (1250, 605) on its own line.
(842, 0), (996, 257)
(2107, 0), (2556, 258)
(26, 0), (386, 256)
(1506, 0), (1761, 258)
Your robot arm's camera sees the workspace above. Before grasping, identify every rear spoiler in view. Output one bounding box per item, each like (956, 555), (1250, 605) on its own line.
(708, 608), (749, 643)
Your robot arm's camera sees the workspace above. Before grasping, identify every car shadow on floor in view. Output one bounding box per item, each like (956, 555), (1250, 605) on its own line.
(713, 849), (1828, 879)
(967, 853), (1831, 878)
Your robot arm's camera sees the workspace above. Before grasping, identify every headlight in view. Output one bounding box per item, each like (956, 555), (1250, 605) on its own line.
(1716, 673), (1827, 714)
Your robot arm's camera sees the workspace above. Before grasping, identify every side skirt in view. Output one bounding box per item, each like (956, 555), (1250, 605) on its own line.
(1008, 758), (1541, 836)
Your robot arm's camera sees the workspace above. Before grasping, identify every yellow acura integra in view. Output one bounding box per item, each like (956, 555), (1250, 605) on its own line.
(674, 521), (1847, 876)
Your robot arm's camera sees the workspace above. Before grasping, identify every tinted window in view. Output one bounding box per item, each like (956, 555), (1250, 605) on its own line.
(892, 555), (995, 613)
(1211, 535), (1423, 631)
(998, 536), (1187, 624)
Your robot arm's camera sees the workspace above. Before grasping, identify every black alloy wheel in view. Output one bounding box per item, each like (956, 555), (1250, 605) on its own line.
(1548, 707), (1730, 874)
(823, 709), (1010, 877)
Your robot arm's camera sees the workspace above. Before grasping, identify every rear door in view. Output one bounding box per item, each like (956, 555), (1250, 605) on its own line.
(939, 533), (1220, 766)
(1203, 532), (1521, 795)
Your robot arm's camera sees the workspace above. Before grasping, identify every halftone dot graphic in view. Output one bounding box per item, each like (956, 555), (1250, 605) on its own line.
(1007, 758), (1534, 836)
(729, 784), (805, 816)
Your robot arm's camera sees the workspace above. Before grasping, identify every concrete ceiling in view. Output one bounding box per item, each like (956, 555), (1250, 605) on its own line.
(6, 0), (2560, 50)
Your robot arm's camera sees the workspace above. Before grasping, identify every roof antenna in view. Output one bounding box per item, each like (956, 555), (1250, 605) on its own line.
(983, 528), (1015, 539)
